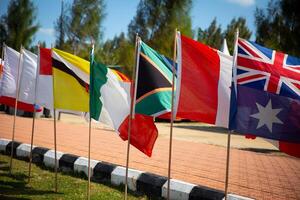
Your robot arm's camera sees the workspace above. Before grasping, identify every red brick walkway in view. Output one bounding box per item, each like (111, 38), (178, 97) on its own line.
(0, 113), (299, 200)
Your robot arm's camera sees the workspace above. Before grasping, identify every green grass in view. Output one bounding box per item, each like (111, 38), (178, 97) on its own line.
(0, 154), (147, 200)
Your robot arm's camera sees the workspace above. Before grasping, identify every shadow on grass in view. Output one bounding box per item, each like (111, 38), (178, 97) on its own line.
(0, 194), (30, 200)
(0, 179), (57, 196)
(0, 170), (59, 197)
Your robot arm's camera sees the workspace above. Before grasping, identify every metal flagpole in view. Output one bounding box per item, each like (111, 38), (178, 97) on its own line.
(87, 108), (92, 200)
(28, 44), (40, 183)
(124, 34), (140, 200)
(53, 108), (58, 193)
(224, 29), (239, 200)
(9, 45), (23, 174)
(167, 29), (178, 200)
(87, 43), (94, 200)
(51, 44), (58, 193)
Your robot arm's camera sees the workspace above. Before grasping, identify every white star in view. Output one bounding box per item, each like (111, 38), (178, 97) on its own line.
(250, 99), (283, 132)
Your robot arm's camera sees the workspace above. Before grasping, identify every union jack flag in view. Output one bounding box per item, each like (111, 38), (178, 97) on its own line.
(237, 38), (300, 100)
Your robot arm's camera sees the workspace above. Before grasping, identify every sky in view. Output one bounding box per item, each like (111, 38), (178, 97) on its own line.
(0, 0), (269, 47)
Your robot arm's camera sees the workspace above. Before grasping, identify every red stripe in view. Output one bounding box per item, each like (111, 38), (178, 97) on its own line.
(0, 96), (42, 112)
(114, 70), (131, 82)
(39, 48), (52, 75)
(177, 35), (219, 124)
(279, 141), (300, 158)
(118, 114), (158, 157)
(294, 82), (300, 90)
(238, 74), (265, 83)
(238, 39), (261, 59)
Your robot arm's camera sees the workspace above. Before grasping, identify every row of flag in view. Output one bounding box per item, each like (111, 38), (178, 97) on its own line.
(0, 31), (299, 158)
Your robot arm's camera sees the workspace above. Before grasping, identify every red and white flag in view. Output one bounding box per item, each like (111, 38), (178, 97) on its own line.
(0, 46), (40, 112)
(35, 47), (53, 109)
(174, 33), (232, 128)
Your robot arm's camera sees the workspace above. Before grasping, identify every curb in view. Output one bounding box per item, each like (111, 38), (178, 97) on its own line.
(0, 138), (252, 200)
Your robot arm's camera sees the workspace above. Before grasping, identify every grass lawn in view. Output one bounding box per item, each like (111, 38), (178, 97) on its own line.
(0, 154), (147, 199)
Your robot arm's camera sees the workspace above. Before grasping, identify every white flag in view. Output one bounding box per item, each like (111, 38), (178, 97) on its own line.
(0, 46), (39, 111)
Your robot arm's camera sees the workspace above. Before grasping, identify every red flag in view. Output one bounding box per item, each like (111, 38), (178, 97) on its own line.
(118, 114), (158, 157)
(174, 34), (232, 127)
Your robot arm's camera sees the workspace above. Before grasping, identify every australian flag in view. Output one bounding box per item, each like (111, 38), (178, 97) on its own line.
(229, 38), (300, 143)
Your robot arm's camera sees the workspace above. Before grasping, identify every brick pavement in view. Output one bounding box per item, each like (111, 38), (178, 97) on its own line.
(0, 113), (299, 200)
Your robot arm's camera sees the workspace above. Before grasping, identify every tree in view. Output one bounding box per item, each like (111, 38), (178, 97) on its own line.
(197, 18), (223, 49)
(128, 0), (193, 58)
(223, 17), (252, 53)
(255, 0), (300, 56)
(54, 0), (67, 49)
(97, 32), (135, 76)
(0, 0), (39, 50)
(57, 0), (106, 58)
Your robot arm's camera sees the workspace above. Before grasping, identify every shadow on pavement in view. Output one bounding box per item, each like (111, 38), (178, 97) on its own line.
(174, 124), (229, 134)
(240, 148), (280, 154)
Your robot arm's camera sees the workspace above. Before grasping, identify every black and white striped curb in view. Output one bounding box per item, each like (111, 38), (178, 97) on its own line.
(0, 138), (253, 200)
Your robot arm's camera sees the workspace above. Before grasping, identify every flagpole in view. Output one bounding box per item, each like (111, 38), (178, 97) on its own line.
(87, 42), (94, 200)
(9, 45), (23, 174)
(51, 44), (58, 193)
(53, 108), (58, 193)
(124, 34), (140, 200)
(167, 29), (178, 200)
(28, 44), (40, 183)
(224, 29), (239, 200)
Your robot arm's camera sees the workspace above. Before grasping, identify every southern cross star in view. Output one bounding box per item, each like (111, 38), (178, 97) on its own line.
(250, 99), (283, 132)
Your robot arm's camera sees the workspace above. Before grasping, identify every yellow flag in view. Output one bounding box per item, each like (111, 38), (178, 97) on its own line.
(52, 48), (90, 112)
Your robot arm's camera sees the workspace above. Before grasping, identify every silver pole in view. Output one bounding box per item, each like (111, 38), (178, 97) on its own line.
(28, 44), (40, 183)
(51, 43), (58, 193)
(224, 29), (239, 200)
(53, 108), (58, 193)
(167, 29), (178, 200)
(9, 46), (23, 174)
(124, 34), (140, 200)
(87, 43), (94, 200)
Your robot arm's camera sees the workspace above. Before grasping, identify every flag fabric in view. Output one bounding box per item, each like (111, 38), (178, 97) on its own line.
(174, 33), (232, 128)
(36, 47), (53, 109)
(229, 39), (300, 143)
(0, 46), (40, 112)
(236, 38), (300, 99)
(52, 48), (89, 111)
(220, 39), (230, 56)
(90, 56), (158, 157)
(0, 58), (4, 75)
(135, 41), (174, 117)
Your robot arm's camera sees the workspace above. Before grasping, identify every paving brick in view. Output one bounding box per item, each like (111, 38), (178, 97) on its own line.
(1, 114), (300, 199)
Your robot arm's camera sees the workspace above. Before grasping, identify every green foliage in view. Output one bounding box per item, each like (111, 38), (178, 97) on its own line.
(255, 0), (300, 56)
(55, 0), (106, 59)
(0, 0), (39, 50)
(224, 17), (252, 54)
(96, 32), (135, 76)
(128, 0), (193, 57)
(197, 18), (223, 49)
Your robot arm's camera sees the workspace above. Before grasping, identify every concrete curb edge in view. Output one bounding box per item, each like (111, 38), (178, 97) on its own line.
(0, 138), (253, 200)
